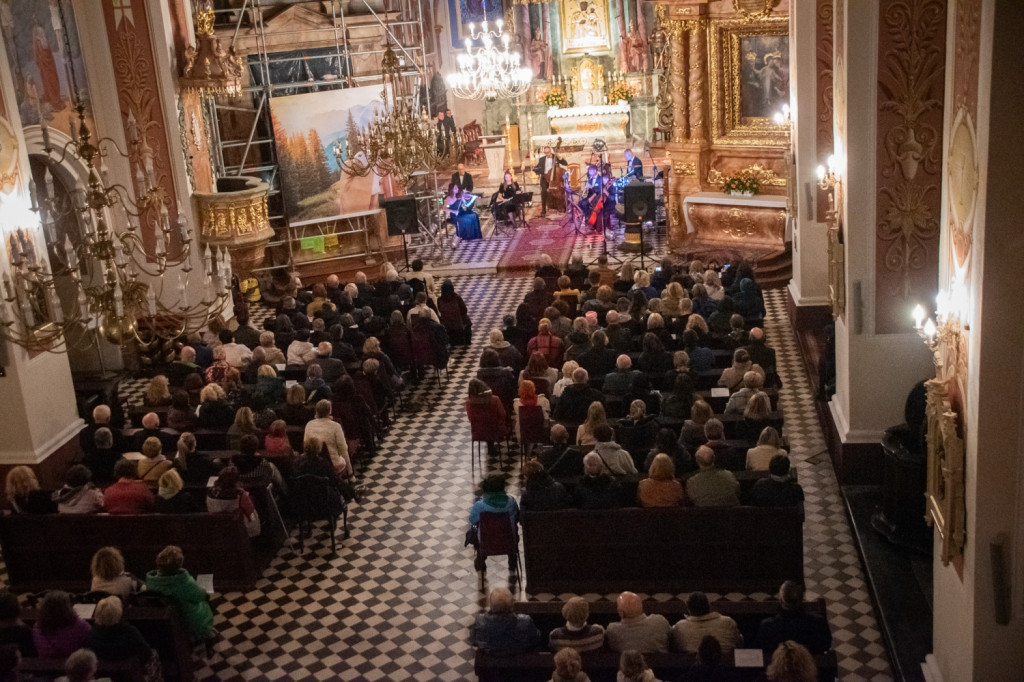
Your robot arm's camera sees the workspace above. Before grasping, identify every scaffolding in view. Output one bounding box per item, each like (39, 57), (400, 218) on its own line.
(207, 0), (443, 275)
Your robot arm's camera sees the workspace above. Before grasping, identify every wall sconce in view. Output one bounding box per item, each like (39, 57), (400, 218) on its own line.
(817, 154), (844, 319)
(910, 289), (968, 567)
(816, 154), (839, 192)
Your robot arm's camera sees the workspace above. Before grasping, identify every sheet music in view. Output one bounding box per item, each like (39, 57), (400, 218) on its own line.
(197, 573), (215, 595)
(73, 603), (96, 619)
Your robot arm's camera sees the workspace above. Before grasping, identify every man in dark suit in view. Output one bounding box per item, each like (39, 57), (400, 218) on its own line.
(623, 149), (644, 180)
(450, 163), (474, 193)
(532, 145), (564, 217)
(754, 581), (832, 654)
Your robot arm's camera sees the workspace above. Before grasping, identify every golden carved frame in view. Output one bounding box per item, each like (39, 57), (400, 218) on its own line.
(924, 374), (966, 566)
(706, 163), (786, 187)
(708, 17), (790, 147)
(558, 0), (612, 55)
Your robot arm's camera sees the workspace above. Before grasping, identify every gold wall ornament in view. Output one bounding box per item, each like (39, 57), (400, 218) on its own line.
(924, 374), (966, 566)
(194, 177), (273, 276)
(180, 1), (243, 96)
(558, 0), (611, 55)
(946, 108), (979, 271)
(707, 163), (786, 187)
(674, 162), (696, 176)
(687, 19), (706, 142)
(733, 0), (782, 22)
(708, 17), (790, 147)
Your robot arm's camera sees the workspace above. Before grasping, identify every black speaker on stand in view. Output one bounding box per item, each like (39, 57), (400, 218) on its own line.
(621, 182), (656, 269)
(382, 195), (418, 272)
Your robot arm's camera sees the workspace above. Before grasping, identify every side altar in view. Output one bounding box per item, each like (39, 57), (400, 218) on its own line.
(680, 192), (788, 260)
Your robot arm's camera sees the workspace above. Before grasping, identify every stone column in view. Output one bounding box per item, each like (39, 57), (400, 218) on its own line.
(786, 0), (830, 317)
(827, 0), (934, 482)
(0, 30), (82, 478)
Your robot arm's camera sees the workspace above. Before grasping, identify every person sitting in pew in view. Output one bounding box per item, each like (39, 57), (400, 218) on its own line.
(53, 465), (105, 515)
(637, 454), (684, 508)
(685, 447), (739, 508)
(549, 646), (591, 682)
(144, 545), (216, 645)
(765, 640), (818, 682)
(166, 391), (197, 433)
(136, 437), (174, 491)
(555, 369), (604, 424)
(539, 426), (585, 478)
(104, 458), (155, 514)
(682, 635), (732, 682)
(195, 384), (234, 430)
(90, 547), (141, 600)
(703, 419), (743, 471)
(718, 349), (764, 391)
(83, 596), (158, 674)
(754, 581), (833, 655)
(603, 355), (641, 396)
(0, 591), (35, 656)
(591, 424), (637, 475)
(738, 392), (774, 444)
(131, 412), (177, 453)
(749, 456), (804, 508)
(207, 466), (261, 538)
(173, 433), (217, 486)
(573, 452), (623, 510)
(678, 400), (712, 455)
(606, 592), (670, 654)
(644, 428), (695, 475)
(681, 330), (714, 373)
(154, 469), (200, 514)
(617, 649), (660, 682)
(519, 460), (571, 512)
(671, 591), (740, 654)
(548, 597), (605, 653)
(747, 427), (788, 472)
(4, 467), (56, 515)
(469, 588), (541, 656)
(723, 370), (765, 416)
(58, 647), (101, 682)
(32, 592), (90, 660)
(143, 375), (173, 408)
(167, 346), (203, 386)
(661, 373), (697, 421)
(576, 401), (610, 449)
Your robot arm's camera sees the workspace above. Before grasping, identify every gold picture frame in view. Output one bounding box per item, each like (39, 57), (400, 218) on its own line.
(924, 377), (966, 566)
(708, 16), (790, 147)
(558, 0), (611, 55)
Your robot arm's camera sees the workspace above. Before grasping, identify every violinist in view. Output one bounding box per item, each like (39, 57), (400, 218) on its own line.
(579, 164), (601, 216)
(446, 184), (482, 241)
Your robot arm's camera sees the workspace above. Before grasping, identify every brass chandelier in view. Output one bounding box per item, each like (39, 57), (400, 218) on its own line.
(341, 43), (461, 182)
(180, 0), (243, 96)
(0, 102), (231, 353)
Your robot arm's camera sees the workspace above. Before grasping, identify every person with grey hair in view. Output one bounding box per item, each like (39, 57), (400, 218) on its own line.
(258, 330), (286, 366)
(80, 404), (126, 457)
(553, 368), (604, 423)
(302, 399), (350, 474)
(685, 446), (739, 507)
(310, 317), (331, 345)
(605, 592), (671, 654)
(312, 341), (345, 384)
(82, 427), (121, 484)
(573, 452), (623, 509)
(603, 354), (641, 396)
(60, 648), (99, 682)
(703, 418), (743, 471)
(469, 587), (541, 655)
(724, 370), (765, 415)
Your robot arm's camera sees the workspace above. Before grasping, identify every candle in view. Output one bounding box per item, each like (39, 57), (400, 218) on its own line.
(912, 304), (925, 329)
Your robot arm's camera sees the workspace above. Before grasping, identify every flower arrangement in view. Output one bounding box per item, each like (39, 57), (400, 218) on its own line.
(608, 82), (637, 104)
(543, 88), (568, 108)
(721, 173), (761, 196)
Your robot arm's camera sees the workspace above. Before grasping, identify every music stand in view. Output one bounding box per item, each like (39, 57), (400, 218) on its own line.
(561, 173), (586, 236)
(585, 198), (623, 268)
(510, 192), (533, 230)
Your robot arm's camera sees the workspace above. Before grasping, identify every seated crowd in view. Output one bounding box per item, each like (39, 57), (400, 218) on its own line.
(472, 583), (830, 682)
(467, 257), (799, 513)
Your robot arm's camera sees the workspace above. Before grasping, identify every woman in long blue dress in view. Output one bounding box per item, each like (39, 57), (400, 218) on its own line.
(446, 184), (482, 241)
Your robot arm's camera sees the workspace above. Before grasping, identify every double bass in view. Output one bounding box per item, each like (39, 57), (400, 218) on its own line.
(545, 137), (567, 208)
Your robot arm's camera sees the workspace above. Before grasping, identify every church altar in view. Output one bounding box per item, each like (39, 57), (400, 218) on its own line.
(680, 192), (789, 252)
(530, 103), (631, 157)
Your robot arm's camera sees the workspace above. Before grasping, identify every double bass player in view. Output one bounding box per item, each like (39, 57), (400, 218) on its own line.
(532, 144), (566, 217)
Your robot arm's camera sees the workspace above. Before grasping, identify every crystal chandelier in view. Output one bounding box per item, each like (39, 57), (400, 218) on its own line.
(342, 43), (460, 182)
(446, 20), (532, 101)
(0, 102), (231, 353)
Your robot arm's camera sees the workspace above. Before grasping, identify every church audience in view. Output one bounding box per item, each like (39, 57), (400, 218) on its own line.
(573, 452), (623, 510)
(303, 400), (350, 475)
(618, 650), (659, 682)
(550, 647), (591, 682)
(755, 581), (833, 655)
(765, 640), (818, 682)
(0, 591), (34, 657)
(637, 454), (684, 507)
(83, 596), (157, 671)
(678, 400), (713, 454)
(173, 433), (216, 486)
(604, 355), (641, 396)
(605, 592), (670, 654)
(468, 474), (520, 573)
(207, 466), (260, 538)
(540, 425), (585, 478)
(555, 369), (604, 424)
(671, 592), (740, 654)
(469, 588), (541, 656)
(154, 469), (199, 514)
(143, 375), (172, 407)
(5, 466), (56, 515)
(724, 370), (765, 415)
(104, 459), (155, 514)
(750, 456), (805, 508)
(136, 437), (174, 490)
(195, 384), (234, 429)
(89, 547), (141, 600)
(747, 427), (788, 471)
(519, 460), (571, 512)
(576, 402), (610, 448)
(719, 348), (765, 391)
(702, 419), (743, 471)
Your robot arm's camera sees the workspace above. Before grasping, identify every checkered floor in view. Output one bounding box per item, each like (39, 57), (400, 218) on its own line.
(99, 276), (891, 680)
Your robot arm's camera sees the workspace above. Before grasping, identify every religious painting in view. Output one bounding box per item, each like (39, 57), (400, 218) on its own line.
(447, 0), (505, 48)
(558, 0), (612, 55)
(0, 0), (93, 136)
(708, 17), (790, 147)
(269, 86), (397, 222)
(0, 114), (20, 192)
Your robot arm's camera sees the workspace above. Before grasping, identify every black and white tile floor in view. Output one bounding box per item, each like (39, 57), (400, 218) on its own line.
(113, 273), (890, 680)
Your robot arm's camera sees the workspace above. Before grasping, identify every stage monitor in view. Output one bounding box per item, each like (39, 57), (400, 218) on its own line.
(382, 195), (418, 236)
(622, 182), (656, 224)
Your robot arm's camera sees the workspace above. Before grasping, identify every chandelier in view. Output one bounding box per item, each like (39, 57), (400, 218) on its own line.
(180, 0), (243, 96)
(341, 43), (460, 182)
(446, 20), (532, 101)
(0, 102), (230, 353)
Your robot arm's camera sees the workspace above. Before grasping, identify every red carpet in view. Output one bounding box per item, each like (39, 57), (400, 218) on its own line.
(497, 214), (578, 272)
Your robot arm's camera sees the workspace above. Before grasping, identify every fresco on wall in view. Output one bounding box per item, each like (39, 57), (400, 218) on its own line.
(448, 0), (505, 48)
(269, 86), (396, 222)
(0, 0), (92, 134)
(739, 35), (790, 120)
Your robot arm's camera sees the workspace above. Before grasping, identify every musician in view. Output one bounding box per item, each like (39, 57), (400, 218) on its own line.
(623, 149), (644, 181)
(532, 145), (565, 217)
(579, 164), (601, 215)
(451, 163), (474, 193)
(445, 184), (482, 241)
(494, 171), (521, 224)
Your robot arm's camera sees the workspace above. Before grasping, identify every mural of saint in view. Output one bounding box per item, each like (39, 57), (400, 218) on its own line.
(738, 36), (790, 119)
(32, 15), (64, 112)
(529, 28), (552, 80)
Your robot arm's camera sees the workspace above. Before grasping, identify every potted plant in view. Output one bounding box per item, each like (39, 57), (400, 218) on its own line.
(608, 82), (637, 105)
(721, 173), (761, 197)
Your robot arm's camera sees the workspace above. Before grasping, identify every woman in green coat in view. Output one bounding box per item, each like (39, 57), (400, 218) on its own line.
(145, 545), (215, 642)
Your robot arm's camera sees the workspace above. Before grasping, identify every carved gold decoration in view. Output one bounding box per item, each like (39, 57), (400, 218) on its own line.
(733, 0), (781, 22)
(708, 17), (790, 147)
(194, 177), (273, 275)
(826, 209), (845, 319)
(684, 202), (786, 248)
(947, 108), (978, 271)
(558, 0), (611, 55)
(654, 5), (675, 133)
(687, 20), (706, 142)
(707, 163), (786, 187)
(0, 115), (20, 193)
(668, 21), (689, 142)
(674, 162), (696, 176)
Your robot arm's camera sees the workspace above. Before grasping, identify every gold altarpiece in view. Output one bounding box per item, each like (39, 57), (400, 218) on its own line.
(654, 2), (790, 256)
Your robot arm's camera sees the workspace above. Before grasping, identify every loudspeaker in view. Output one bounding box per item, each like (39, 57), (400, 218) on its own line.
(623, 182), (656, 223)
(382, 195), (418, 236)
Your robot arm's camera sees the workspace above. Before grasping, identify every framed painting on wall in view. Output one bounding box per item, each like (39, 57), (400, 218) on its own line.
(558, 0), (611, 55)
(709, 16), (790, 147)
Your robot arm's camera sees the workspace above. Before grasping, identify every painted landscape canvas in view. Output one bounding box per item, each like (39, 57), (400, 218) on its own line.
(269, 85), (394, 222)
